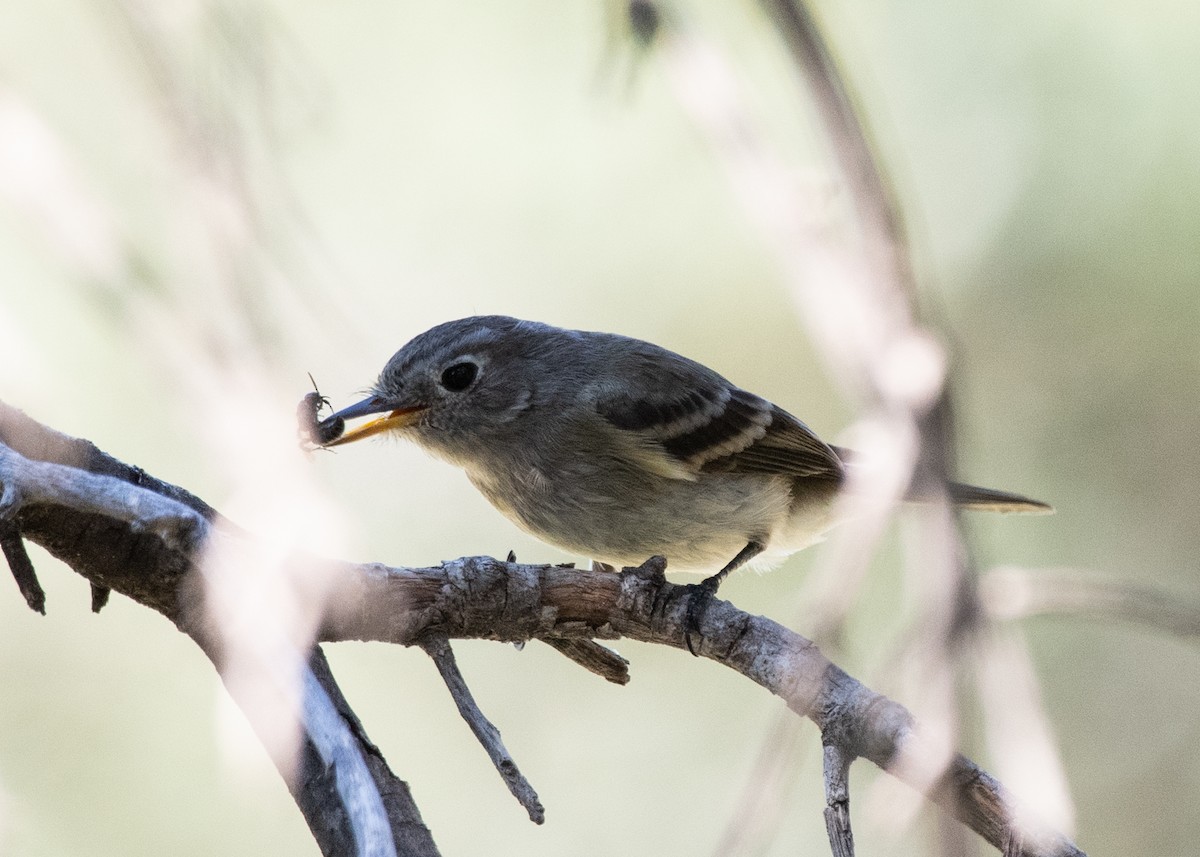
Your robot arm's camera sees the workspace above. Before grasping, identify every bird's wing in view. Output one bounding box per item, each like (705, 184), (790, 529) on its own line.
(596, 383), (843, 482)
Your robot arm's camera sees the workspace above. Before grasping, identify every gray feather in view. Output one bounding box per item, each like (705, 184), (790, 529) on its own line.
(598, 381), (843, 480)
(828, 445), (1052, 513)
(945, 482), (1053, 513)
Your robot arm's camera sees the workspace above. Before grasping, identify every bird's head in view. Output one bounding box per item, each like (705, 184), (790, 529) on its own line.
(323, 316), (575, 459)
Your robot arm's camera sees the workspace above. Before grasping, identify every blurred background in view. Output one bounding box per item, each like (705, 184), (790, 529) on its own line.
(1, 0), (1198, 855)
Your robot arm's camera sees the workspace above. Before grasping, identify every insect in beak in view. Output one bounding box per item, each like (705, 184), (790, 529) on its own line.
(320, 396), (426, 447)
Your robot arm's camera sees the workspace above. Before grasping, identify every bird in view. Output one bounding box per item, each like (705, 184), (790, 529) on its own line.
(316, 315), (1050, 648)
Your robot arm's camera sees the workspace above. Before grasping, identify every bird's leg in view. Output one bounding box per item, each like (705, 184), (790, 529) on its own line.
(685, 540), (765, 656)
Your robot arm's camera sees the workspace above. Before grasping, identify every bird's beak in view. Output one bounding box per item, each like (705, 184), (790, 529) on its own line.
(321, 395), (426, 447)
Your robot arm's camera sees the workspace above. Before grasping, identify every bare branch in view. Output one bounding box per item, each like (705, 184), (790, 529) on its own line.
(0, 520), (44, 613)
(322, 558), (1083, 857)
(822, 742), (855, 857)
(0, 400), (1085, 856)
(540, 637), (630, 685)
(760, 0), (917, 300)
(0, 401), (438, 857)
(300, 655), (399, 857)
(303, 649), (440, 857)
(0, 443), (206, 554)
(421, 635), (545, 824)
(983, 566), (1200, 639)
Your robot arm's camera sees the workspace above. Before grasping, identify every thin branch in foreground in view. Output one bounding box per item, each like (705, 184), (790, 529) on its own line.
(301, 653), (399, 857)
(420, 635), (546, 824)
(983, 566), (1200, 639)
(0, 520), (44, 614)
(974, 625), (1075, 840)
(760, 0), (916, 298)
(0, 402), (439, 857)
(709, 713), (808, 857)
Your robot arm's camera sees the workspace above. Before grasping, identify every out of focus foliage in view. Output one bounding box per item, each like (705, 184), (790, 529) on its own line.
(1, 2), (1196, 855)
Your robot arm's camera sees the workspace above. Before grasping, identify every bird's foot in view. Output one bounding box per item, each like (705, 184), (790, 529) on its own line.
(683, 575), (722, 657)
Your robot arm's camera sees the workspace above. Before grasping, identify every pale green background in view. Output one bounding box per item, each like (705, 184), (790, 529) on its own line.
(1, 1), (1198, 855)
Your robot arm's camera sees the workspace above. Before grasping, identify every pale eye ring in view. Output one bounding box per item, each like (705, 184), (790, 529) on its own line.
(440, 361), (478, 392)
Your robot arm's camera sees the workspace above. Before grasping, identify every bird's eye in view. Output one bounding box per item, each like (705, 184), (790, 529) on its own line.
(440, 361), (478, 392)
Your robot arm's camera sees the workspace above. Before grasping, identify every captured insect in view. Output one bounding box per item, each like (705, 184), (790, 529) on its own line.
(297, 374), (346, 449)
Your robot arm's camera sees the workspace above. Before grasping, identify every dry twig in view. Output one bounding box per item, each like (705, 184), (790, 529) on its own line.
(420, 635), (545, 824)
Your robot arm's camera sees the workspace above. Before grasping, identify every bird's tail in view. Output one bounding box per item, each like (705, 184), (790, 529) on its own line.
(946, 481), (1054, 514)
(829, 446), (1053, 514)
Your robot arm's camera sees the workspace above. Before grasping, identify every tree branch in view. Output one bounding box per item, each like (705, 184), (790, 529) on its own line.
(822, 742), (854, 857)
(539, 637), (630, 684)
(0, 401), (438, 857)
(420, 635), (545, 823)
(982, 566), (1200, 639)
(320, 555), (1082, 856)
(0, 400), (1085, 856)
(1, 518), (45, 613)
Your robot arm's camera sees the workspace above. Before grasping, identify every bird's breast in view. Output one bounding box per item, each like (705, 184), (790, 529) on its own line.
(465, 457), (830, 573)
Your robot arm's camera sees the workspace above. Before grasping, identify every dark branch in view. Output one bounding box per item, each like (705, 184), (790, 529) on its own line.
(1, 520), (45, 614)
(320, 558), (1083, 857)
(0, 401), (438, 857)
(822, 742), (854, 857)
(90, 581), (112, 613)
(540, 637), (630, 684)
(0, 400), (1085, 857)
(421, 636), (545, 823)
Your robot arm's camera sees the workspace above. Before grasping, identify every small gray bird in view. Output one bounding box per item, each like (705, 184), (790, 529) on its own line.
(318, 316), (1049, 641)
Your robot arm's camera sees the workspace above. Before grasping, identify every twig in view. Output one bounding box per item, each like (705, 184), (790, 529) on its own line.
(301, 654), (398, 857)
(420, 635), (545, 824)
(760, 0), (916, 297)
(0, 520), (45, 614)
(90, 581), (111, 613)
(540, 637), (630, 684)
(983, 566), (1200, 639)
(822, 742), (854, 857)
(509, 550), (630, 683)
